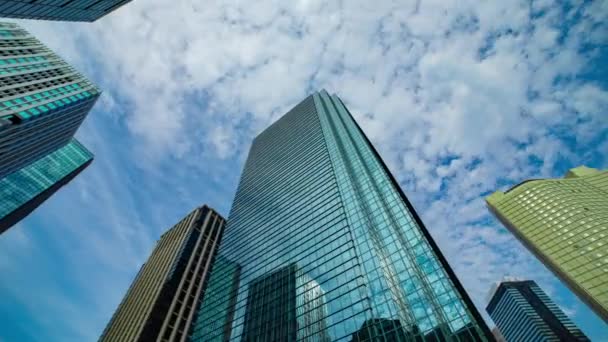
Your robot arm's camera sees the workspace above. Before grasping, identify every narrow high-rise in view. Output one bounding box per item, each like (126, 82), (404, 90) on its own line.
(0, 0), (131, 22)
(0, 138), (92, 233)
(191, 90), (491, 341)
(487, 166), (608, 322)
(486, 278), (589, 341)
(100, 206), (226, 342)
(0, 22), (100, 179)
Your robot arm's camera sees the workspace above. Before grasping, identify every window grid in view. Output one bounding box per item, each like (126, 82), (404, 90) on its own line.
(191, 91), (490, 341)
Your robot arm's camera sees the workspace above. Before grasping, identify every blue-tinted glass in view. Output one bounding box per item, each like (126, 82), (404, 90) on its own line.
(191, 91), (490, 341)
(0, 0), (132, 22)
(487, 280), (589, 342)
(0, 139), (93, 222)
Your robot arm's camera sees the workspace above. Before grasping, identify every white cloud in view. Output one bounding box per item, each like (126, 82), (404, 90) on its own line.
(1, 0), (607, 339)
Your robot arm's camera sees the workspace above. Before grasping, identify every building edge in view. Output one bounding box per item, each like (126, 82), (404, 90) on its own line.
(99, 205), (226, 342)
(0, 155), (93, 234)
(331, 91), (494, 340)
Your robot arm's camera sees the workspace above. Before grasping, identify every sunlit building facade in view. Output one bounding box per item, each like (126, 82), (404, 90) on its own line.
(191, 90), (491, 341)
(486, 278), (589, 341)
(0, 22), (100, 179)
(100, 206), (225, 342)
(0, 0), (131, 22)
(0, 138), (92, 233)
(487, 166), (608, 322)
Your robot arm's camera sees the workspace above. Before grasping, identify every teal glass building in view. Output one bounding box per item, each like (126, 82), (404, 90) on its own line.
(0, 22), (100, 179)
(190, 90), (491, 341)
(486, 279), (589, 341)
(0, 138), (92, 233)
(0, 0), (131, 22)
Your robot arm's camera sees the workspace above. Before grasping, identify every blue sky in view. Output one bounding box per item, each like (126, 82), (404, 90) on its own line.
(1, 0), (608, 340)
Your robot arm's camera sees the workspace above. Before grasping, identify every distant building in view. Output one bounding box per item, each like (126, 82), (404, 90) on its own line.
(486, 278), (589, 341)
(0, 22), (100, 179)
(190, 90), (492, 341)
(99, 206), (225, 342)
(0, 138), (92, 233)
(486, 166), (608, 322)
(0, 0), (131, 22)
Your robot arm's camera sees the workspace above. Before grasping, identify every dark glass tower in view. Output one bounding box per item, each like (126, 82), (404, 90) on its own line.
(0, 22), (100, 179)
(191, 90), (491, 341)
(100, 206), (226, 342)
(194, 255), (242, 341)
(486, 279), (589, 341)
(241, 263), (331, 342)
(0, 0), (131, 22)
(0, 138), (92, 233)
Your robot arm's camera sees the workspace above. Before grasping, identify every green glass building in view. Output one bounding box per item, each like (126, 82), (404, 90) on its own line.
(191, 90), (491, 341)
(0, 0), (131, 22)
(0, 138), (92, 233)
(0, 22), (100, 179)
(487, 166), (608, 322)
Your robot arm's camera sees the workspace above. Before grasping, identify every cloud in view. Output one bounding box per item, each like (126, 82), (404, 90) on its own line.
(1, 0), (607, 340)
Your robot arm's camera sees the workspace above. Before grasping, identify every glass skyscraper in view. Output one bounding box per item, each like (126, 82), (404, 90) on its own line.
(0, 138), (92, 233)
(486, 278), (589, 341)
(487, 166), (608, 322)
(0, 22), (99, 233)
(100, 206), (226, 342)
(0, 0), (131, 22)
(191, 90), (491, 341)
(0, 22), (100, 179)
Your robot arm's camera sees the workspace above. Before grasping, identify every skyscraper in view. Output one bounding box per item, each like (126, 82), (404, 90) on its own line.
(0, 0), (131, 22)
(191, 90), (491, 341)
(0, 22), (100, 179)
(0, 22), (99, 232)
(0, 138), (92, 233)
(486, 278), (589, 341)
(100, 206), (226, 342)
(486, 166), (608, 322)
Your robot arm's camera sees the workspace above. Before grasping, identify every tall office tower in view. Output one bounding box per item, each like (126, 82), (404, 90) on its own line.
(487, 166), (608, 322)
(486, 278), (589, 341)
(100, 206), (226, 342)
(0, 138), (91, 233)
(0, 22), (100, 179)
(0, 0), (131, 22)
(191, 90), (491, 341)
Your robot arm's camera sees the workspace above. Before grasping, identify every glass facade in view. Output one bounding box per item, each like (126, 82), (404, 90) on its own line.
(0, 22), (100, 179)
(486, 279), (589, 341)
(191, 90), (491, 341)
(0, 138), (92, 233)
(487, 166), (608, 322)
(0, 0), (131, 22)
